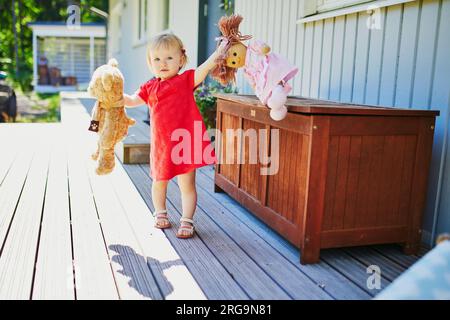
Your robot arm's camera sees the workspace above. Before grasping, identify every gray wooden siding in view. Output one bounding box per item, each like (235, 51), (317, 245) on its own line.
(235, 0), (450, 245)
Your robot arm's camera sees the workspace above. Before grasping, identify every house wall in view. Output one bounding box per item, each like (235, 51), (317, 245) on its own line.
(109, 0), (199, 94)
(169, 0), (200, 67)
(235, 0), (450, 245)
(109, 0), (151, 94)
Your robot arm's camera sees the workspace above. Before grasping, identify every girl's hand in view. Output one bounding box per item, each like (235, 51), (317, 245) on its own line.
(216, 39), (229, 56)
(194, 39), (229, 87)
(124, 93), (145, 108)
(123, 93), (131, 106)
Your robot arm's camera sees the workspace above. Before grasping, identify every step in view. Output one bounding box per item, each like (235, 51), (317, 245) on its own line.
(115, 119), (150, 164)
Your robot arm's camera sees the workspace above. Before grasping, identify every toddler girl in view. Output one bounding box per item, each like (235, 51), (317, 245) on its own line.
(124, 33), (226, 239)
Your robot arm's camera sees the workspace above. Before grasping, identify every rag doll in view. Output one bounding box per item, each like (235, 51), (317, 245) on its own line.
(211, 15), (298, 121)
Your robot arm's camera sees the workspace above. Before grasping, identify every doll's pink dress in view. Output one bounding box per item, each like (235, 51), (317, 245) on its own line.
(243, 40), (298, 105)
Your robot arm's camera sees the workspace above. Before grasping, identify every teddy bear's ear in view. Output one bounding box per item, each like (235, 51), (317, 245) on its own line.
(88, 83), (94, 96)
(102, 72), (113, 91)
(108, 58), (118, 68)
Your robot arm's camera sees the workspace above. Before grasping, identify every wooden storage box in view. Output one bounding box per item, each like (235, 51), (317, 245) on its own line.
(214, 94), (439, 264)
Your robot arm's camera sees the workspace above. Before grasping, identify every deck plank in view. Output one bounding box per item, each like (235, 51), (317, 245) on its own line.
(196, 165), (372, 300)
(139, 165), (319, 300)
(32, 129), (74, 300)
(173, 168), (333, 299)
(70, 95), (205, 300)
(320, 249), (389, 297)
(72, 108), (162, 299)
(343, 246), (406, 282)
(124, 164), (250, 300)
(0, 126), (44, 246)
(0, 126), (23, 186)
(372, 244), (422, 268)
(0, 128), (50, 299)
(86, 159), (163, 300)
(66, 134), (119, 299)
(107, 163), (206, 300)
(197, 165), (423, 297)
(0, 143), (36, 250)
(162, 174), (293, 299)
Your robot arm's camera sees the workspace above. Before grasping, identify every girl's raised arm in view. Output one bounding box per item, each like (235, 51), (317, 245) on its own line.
(194, 40), (228, 87)
(124, 93), (145, 108)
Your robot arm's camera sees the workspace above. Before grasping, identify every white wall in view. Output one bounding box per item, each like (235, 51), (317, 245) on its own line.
(235, 0), (450, 246)
(109, 0), (199, 93)
(109, 0), (149, 94)
(169, 0), (200, 68)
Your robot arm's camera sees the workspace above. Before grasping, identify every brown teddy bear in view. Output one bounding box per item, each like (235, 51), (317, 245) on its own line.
(87, 58), (135, 175)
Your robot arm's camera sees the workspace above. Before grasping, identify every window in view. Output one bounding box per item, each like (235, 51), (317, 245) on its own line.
(138, 0), (141, 39)
(153, 0), (170, 33)
(148, 0), (170, 35)
(111, 13), (122, 54)
(144, 0), (148, 33)
(316, 0), (373, 13)
(301, 0), (377, 17)
(110, 2), (123, 54)
(298, 0), (415, 23)
(162, 0), (170, 31)
(135, 0), (169, 45)
(137, 0), (149, 42)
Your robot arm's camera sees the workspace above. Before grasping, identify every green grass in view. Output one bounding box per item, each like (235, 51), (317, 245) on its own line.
(38, 94), (60, 122)
(16, 93), (61, 123)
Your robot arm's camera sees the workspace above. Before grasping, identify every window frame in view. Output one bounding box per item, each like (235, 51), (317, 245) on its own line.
(149, 0), (170, 34)
(134, 0), (170, 48)
(134, 0), (149, 47)
(297, 0), (415, 23)
(316, 0), (374, 13)
(110, 1), (123, 54)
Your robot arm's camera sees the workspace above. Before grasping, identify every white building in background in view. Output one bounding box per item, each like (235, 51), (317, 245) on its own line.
(29, 22), (106, 93)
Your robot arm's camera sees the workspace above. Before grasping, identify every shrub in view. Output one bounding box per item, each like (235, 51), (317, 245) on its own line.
(195, 80), (238, 129)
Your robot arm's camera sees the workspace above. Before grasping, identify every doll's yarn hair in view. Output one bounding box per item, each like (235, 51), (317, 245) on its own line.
(211, 14), (252, 85)
(146, 33), (189, 70)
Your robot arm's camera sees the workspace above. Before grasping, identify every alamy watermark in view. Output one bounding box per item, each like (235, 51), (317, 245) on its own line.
(366, 265), (382, 290)
(366, 5), (382, 30)
(67, 5), (81, 30)
(170, 121), (280, 176)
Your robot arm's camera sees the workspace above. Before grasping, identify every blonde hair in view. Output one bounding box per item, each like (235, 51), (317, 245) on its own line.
(146, 33), (188, 71)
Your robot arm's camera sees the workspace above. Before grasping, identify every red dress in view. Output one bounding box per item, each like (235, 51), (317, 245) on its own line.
(137, 69), (216, 181)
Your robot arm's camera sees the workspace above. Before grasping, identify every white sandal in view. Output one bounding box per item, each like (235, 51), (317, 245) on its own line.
(177, 217), (195, 239)
(153, 209), (171, 229)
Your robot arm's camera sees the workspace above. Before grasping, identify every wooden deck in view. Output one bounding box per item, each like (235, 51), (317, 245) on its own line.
(0, 93), (427, 300)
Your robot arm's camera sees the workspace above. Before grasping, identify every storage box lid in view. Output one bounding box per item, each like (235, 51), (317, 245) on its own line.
(214, 94), (440, 117)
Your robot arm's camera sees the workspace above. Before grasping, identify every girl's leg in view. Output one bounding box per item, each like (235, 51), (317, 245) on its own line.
(152, 179), (170, 228)
(177, 170), (197, 237)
